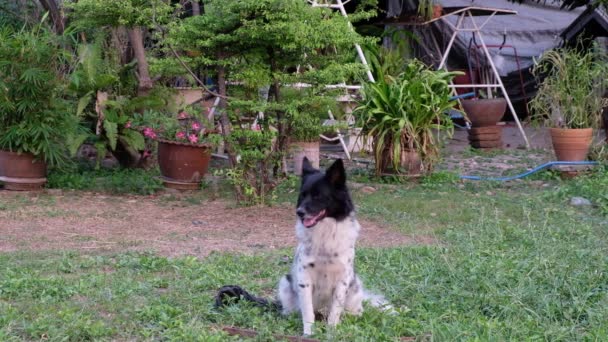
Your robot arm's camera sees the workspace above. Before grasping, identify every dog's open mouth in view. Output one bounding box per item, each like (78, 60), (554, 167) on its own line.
(302, 209), (326, 228)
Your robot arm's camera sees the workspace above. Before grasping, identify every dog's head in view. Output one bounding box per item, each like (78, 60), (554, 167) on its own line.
(296, 157), (354, 228)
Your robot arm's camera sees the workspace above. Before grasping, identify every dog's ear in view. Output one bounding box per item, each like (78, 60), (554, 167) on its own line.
(301, 157), (316, 177)
(325, 159), (346, 186)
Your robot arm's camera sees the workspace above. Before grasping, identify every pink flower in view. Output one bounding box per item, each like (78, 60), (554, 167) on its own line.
(188, 134), (198, 144)
(191, 122), (201, 131)
(175, 131), (186, 140)
(125, 121), (132, 129)
(143, 127), (157, 139)
(142, 149), (151, 158)
(178, 111), (189, 119)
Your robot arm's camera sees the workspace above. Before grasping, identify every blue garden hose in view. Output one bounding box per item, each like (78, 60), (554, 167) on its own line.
(460, 161), (599, 181)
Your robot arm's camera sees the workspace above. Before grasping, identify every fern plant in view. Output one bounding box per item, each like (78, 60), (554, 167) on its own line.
(0, 25), (79, 167)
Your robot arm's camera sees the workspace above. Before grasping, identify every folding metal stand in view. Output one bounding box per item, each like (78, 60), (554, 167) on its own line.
(437, 6), (530, 149)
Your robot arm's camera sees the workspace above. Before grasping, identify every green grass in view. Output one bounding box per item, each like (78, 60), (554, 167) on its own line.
(1, 206), (607, 341)
(2, 165), (608, 341)
(47, 166), (163, 195)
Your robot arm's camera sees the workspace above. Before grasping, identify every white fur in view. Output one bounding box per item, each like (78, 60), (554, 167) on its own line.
(278, 214), (390, 336)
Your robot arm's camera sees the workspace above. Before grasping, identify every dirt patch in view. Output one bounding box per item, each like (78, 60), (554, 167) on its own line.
(0, 192), (433, 257)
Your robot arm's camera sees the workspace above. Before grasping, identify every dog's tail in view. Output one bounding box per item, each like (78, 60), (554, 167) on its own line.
(214, 285), (281, 311)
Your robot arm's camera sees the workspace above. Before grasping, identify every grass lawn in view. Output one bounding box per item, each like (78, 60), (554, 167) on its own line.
(1, 167), (608, 341)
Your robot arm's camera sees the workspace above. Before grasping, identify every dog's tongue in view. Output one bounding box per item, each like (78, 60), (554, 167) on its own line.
(303, 210), (326, 228)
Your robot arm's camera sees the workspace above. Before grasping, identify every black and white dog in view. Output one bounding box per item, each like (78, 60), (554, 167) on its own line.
(216, 158), (390, 336)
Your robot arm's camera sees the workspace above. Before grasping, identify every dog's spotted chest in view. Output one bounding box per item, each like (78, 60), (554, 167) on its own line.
(294, 216), (360, 311)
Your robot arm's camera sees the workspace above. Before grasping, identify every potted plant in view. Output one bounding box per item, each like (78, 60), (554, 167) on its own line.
(461, 90), (507, 149)
(290, 115), (325, 175)
(529, 45), (608, 161)
(0, 26), (79, 190)
(132, 108), (220, 189)
(417, 0), (442, 20)
(355, 60), (459, 176)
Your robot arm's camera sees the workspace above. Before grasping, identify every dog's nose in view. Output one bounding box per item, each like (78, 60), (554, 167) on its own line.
(296, 208), (306, 219)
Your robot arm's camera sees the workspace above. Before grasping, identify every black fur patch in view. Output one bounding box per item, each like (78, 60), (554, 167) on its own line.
(297, 158), (354, 222)
(214, 285), (281, 311)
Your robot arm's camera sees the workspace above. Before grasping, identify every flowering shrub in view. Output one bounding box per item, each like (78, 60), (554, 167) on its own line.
(131, 108), (220, 146)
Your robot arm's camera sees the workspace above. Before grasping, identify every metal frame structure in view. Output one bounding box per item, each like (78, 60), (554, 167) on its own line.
(437, 6), (530, 149)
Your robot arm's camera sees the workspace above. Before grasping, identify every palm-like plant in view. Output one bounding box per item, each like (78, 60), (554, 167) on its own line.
(0, 25), (78, 167)
(529, 45), (607, 129)
(355, 60), (459, 175)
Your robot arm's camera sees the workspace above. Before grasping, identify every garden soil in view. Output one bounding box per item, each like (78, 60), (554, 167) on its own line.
(0, 191), (432, 257)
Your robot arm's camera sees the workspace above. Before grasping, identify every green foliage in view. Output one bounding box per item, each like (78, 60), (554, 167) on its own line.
(131, 108), (220, 146)
(0, 1), (26, 28)
(67, 31), (162, 167)
(66, 0), (175, 28)
(355, 60), (459, 175)
(0, 25), (79, 167)
(47, 166), (163, 195)
(290, 115), (324, 143)
(168, 0), (376, 204)
(363, 28), (417, 81)
(219, 129), (280, 205)
(547, 165), (608, 215)
(530, 44), (608, 129)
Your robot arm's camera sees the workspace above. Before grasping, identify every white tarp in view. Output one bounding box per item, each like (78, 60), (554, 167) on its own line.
(437, 0), (584, 74)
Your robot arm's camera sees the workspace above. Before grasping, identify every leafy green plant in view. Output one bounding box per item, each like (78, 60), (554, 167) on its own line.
(417, 0), (437, 20)
(218, 129), (280, 205)
(0, 25), (79, 167)
(47, 165), (163, 195)
(355, 60), (459, 175)
(529, 45), (608, 129)
(168, 0), (376, 204)
(290, 116), (324, 143)
(131, 108), (220, 146)
(363, 29), (417, 82)
(66, 0), (175, 94)
(68, 35), (172, 169)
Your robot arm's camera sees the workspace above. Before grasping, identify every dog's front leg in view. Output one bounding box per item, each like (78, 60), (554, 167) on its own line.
(327, 278), (348, 327)
(296, 274), (315, 336)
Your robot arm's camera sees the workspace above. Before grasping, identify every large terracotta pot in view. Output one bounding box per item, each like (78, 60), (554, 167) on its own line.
(549, 128), (593, 161)
(0, 150), (47, 191)
(461, 98), (506, 127)
(292, 141), (320, 175)
(157, 140), (212, 190)
(377, 144), (422, 177)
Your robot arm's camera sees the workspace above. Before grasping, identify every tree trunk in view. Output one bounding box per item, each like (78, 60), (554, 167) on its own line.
(127, 27), (154, 96)
(38, 0), (65, 34)
(191, 0), (201, 15)
(217, 64), (244, 200)
(111, 27), (132, 66)
(270, 57), (289, 175)
(217, 64), (237, 167)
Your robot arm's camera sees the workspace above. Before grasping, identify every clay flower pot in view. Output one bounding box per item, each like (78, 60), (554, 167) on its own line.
(292, 141), (320, 175)
(461, 98), (506, 128)
(433, 4), (443, 18)
(157, 140), (212, 190)
(377, 145), (422, 177)
(549, 128), (593, 161)
(0, 150), (47, 191)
